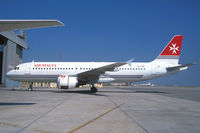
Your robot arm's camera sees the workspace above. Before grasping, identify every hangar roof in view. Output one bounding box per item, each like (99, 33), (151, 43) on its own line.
(0, 20), (63, 32)
(0, 20), (64, 49)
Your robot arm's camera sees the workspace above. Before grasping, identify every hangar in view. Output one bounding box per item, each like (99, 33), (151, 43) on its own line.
(0, 20), (63, 87)
(0, 31), (27, 87)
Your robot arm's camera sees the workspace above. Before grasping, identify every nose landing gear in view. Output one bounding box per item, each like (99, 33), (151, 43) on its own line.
(28, 82), (33, 91)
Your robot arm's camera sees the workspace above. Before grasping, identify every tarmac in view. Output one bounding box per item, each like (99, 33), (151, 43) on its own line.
(0, 86), (200, 133)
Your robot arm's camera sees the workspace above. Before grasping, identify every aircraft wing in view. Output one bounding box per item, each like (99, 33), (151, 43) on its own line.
(166, 63), (195, 71)
(77, 62), (126, 83)
(0, 20), (64, 32)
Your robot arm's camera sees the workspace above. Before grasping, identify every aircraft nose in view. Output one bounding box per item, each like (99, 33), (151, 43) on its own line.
(6, 70), (14, 78)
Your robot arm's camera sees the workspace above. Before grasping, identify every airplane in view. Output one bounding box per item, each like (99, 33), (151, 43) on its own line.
(6, 35), (194, 92)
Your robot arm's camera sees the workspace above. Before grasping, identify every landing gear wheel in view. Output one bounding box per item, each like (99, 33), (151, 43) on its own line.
(91, 87), (97, 93)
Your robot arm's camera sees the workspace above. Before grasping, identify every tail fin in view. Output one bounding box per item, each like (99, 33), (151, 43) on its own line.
(155, 35), (183, 64)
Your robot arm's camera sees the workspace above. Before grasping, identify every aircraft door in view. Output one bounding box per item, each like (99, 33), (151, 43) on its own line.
(25, 63), (31, 76)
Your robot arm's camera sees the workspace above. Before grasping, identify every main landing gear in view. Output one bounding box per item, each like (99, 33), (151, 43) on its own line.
(91, 85), (97, 93)
(28, 82), (33, 91)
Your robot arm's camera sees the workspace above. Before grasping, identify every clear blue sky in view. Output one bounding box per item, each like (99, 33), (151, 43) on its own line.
(1, 0), (200, 86)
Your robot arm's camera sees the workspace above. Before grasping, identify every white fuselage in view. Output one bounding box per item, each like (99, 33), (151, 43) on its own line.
(6, 61), (178, 83)
(6, 35), (189, 88)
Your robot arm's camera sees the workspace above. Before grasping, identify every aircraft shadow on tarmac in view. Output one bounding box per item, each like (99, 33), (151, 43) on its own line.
(6, 88), (106, 96)
(54, 90), (106, 96)
(52, 90), (169, 96)
(0, 102), (35, 106)
(134, 90), (169, 94)
(5, 88), (169, 95)
(98, 90), (169, 94)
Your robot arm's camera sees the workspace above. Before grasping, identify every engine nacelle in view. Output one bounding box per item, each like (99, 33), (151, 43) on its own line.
(57, 75), (78, 89)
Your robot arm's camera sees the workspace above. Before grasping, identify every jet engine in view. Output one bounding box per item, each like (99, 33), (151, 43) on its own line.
(57, 75), (78, 89)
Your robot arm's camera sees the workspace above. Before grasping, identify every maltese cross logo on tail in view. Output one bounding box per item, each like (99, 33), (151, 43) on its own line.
(169, 43), (179, 54)
(160, 35), (183, 56)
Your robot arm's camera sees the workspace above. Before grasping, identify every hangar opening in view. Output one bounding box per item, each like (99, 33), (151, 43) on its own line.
(0, 49), (2, 84)
(0, 32), (27, 87)
(0, 35), (7, 85)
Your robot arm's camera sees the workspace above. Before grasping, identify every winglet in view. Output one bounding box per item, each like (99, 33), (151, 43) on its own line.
(127, 58), (134, 67)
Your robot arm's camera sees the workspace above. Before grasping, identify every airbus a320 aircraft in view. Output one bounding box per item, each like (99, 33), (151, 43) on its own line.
(7, 35), (194, 92)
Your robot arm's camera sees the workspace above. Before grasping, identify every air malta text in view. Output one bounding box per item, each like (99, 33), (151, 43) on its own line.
(34, 64), (57, 67)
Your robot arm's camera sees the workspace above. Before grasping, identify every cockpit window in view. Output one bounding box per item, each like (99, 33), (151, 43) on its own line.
(14, 67), (19, 70)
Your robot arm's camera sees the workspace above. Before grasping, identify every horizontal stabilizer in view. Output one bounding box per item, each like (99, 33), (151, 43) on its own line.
(0, 20), (64, 32)
(166, 63), (196, 71)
